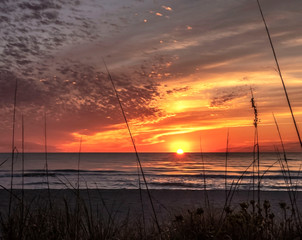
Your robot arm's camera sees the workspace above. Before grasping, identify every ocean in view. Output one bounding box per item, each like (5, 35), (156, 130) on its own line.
(0, 152), (301, 191)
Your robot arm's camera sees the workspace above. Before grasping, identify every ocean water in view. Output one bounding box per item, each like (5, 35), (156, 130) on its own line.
(0, 152), (301, 191)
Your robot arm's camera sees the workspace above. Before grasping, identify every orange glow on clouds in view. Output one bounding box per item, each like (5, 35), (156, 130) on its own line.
(2, 1), (301, 153)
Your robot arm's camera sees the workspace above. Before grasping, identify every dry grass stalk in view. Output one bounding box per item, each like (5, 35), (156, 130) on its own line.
(103, 60), (161, 236)
(199, 136), (209, 209)
(44, 112), (52, 209)
(225, 129), (230, 201)
(273, 114), (302, 230)
(256, 0), (302, 148)
(250, 88), (260, 208)
(9, 79), (18, 218)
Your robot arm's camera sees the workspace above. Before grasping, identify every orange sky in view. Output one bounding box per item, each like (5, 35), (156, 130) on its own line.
(0, 0), (302, 152)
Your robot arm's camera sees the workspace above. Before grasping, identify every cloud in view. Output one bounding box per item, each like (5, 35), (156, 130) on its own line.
(210, 86), (250, 108)
(161, 6), (172, 12)
(1, 0), (302, 151)
(166, 86), (190, 95)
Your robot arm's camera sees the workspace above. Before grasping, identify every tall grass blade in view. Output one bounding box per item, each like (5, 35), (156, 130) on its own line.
(44, 112), (52, 209)
(225, 128), (229, 200)
(273, 114), (301, 227)
(9, 79), (18, 217)
(0, 158), (9, 168)
(103, 60), (161, 236)
(250, 88), (260, 207)
(218, 161), (254, 228)
(256, 0), (302, 148)
(76, 136), (82, 240)
(200, 136), (209, 208)
(77, 137), (82, 194)
(136, 161), (146, 238)
(21, 114), (25, 228)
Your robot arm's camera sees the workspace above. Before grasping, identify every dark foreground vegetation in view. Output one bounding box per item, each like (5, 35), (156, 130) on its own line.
(1, 193), (302, 240)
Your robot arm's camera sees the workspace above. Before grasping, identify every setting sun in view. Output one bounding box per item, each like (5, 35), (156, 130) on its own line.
(176, 149), (184, 154)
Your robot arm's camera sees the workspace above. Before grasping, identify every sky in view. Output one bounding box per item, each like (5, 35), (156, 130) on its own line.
(0, 0), (302, 152)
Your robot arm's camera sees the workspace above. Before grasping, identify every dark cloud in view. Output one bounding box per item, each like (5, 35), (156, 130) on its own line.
(18, 2), (61, 11)
(210, 86), (250, 107)
(166, 86), (190, 94)
(0, 0), (107, 76)
(0, 0), (163, 131)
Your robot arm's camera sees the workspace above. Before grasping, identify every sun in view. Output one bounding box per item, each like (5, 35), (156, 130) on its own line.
(176, 149), (184, 155)
(170, 140), (190, 154)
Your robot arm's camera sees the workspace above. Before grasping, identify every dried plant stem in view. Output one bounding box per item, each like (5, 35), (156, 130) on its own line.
(17, 114), (25, 239)
(225, 129), (229, 201)
(103, 60), (161, 236)
(21, 115), (25, 217)
(200, 136), (209, 208)
(256, 0), (302, 148)
(9, 79), (18, 217)
(218, 160), (254, 228)
(276, 151), (300, 229)
(77, 137), (82, 195)
(137, 161), (146, 238)
(273, 114), (301, 227)
(44, 112), (52, 209)
(76, 136), (82, 240)
(251, 88), (260, 207)
(255, 129), (260, 205)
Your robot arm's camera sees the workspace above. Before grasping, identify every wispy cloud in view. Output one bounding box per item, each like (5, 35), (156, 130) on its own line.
(1, 0), (302, 151)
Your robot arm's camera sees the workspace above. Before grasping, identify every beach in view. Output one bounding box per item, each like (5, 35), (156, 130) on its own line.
(2, 189), (300, 223)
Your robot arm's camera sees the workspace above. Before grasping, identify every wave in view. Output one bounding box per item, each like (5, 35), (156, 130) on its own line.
(17, 181), (63, 186)
(25, 169), (125, 174)
(0, 171), (301, 181)
(0, 173), (56, 178)
(149, 181), (203, 188)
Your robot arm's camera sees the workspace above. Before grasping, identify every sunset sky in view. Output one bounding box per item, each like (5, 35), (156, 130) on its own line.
(0, 0), (302, 152)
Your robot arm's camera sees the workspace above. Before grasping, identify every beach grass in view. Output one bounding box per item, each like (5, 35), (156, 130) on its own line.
(1, 189), (302, 239)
